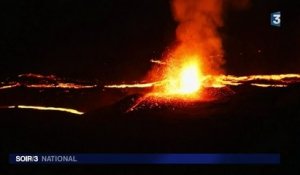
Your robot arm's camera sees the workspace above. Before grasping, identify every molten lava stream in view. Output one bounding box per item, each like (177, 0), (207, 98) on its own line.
(104, 71), (300, 112)
(5, 105), (84, 115)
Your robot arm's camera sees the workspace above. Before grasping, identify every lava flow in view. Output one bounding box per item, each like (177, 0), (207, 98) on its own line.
(0, 105), (84, 115)
(0, 73), (97, 90)
(105, 71), (300, 112)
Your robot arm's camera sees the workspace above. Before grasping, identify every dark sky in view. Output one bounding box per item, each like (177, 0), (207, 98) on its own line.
(0, 0), (299, 81)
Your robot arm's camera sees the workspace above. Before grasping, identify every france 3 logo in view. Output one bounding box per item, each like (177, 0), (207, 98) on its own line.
(271, 11), (281, 27)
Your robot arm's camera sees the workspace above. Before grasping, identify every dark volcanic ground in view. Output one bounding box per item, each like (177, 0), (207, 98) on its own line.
(0, 85), (299, 174)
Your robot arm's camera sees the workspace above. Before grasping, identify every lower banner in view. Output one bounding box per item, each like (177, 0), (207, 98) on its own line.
(9, 153), (280, 164)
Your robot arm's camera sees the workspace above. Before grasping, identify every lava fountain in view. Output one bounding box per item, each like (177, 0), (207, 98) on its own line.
(156, 56), (203, 96)
(143, 0), (225, 99)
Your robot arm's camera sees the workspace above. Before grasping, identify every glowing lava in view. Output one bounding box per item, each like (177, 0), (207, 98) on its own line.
(0, 73), (97, 90)
(104, 82), (158, 88)
(162, 56), (203, 96)
(17, 105), (84, 115)
(0, 105), (84, 115)
(178, 62), (201, 93)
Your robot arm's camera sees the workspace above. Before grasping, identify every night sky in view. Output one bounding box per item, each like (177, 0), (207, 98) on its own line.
(0, 0), (299, 81)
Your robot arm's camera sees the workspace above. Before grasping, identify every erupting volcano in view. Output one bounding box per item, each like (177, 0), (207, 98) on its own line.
(108, 0), (225, 102)
(103, 0), (300, 112)
(1, 0), (299, 172)
(0, 0), (299, 113)
(147, 0), (224, 98)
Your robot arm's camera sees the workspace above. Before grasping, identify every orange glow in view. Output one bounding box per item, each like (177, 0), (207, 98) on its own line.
(170, 0), (224, 75)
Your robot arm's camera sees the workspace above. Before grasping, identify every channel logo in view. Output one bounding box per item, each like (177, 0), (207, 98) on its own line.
(15, 155), (38, 162)
(271, 11), (281, 27)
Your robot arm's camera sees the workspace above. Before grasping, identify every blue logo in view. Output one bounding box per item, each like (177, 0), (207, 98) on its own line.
(271, 11), (281, 27)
